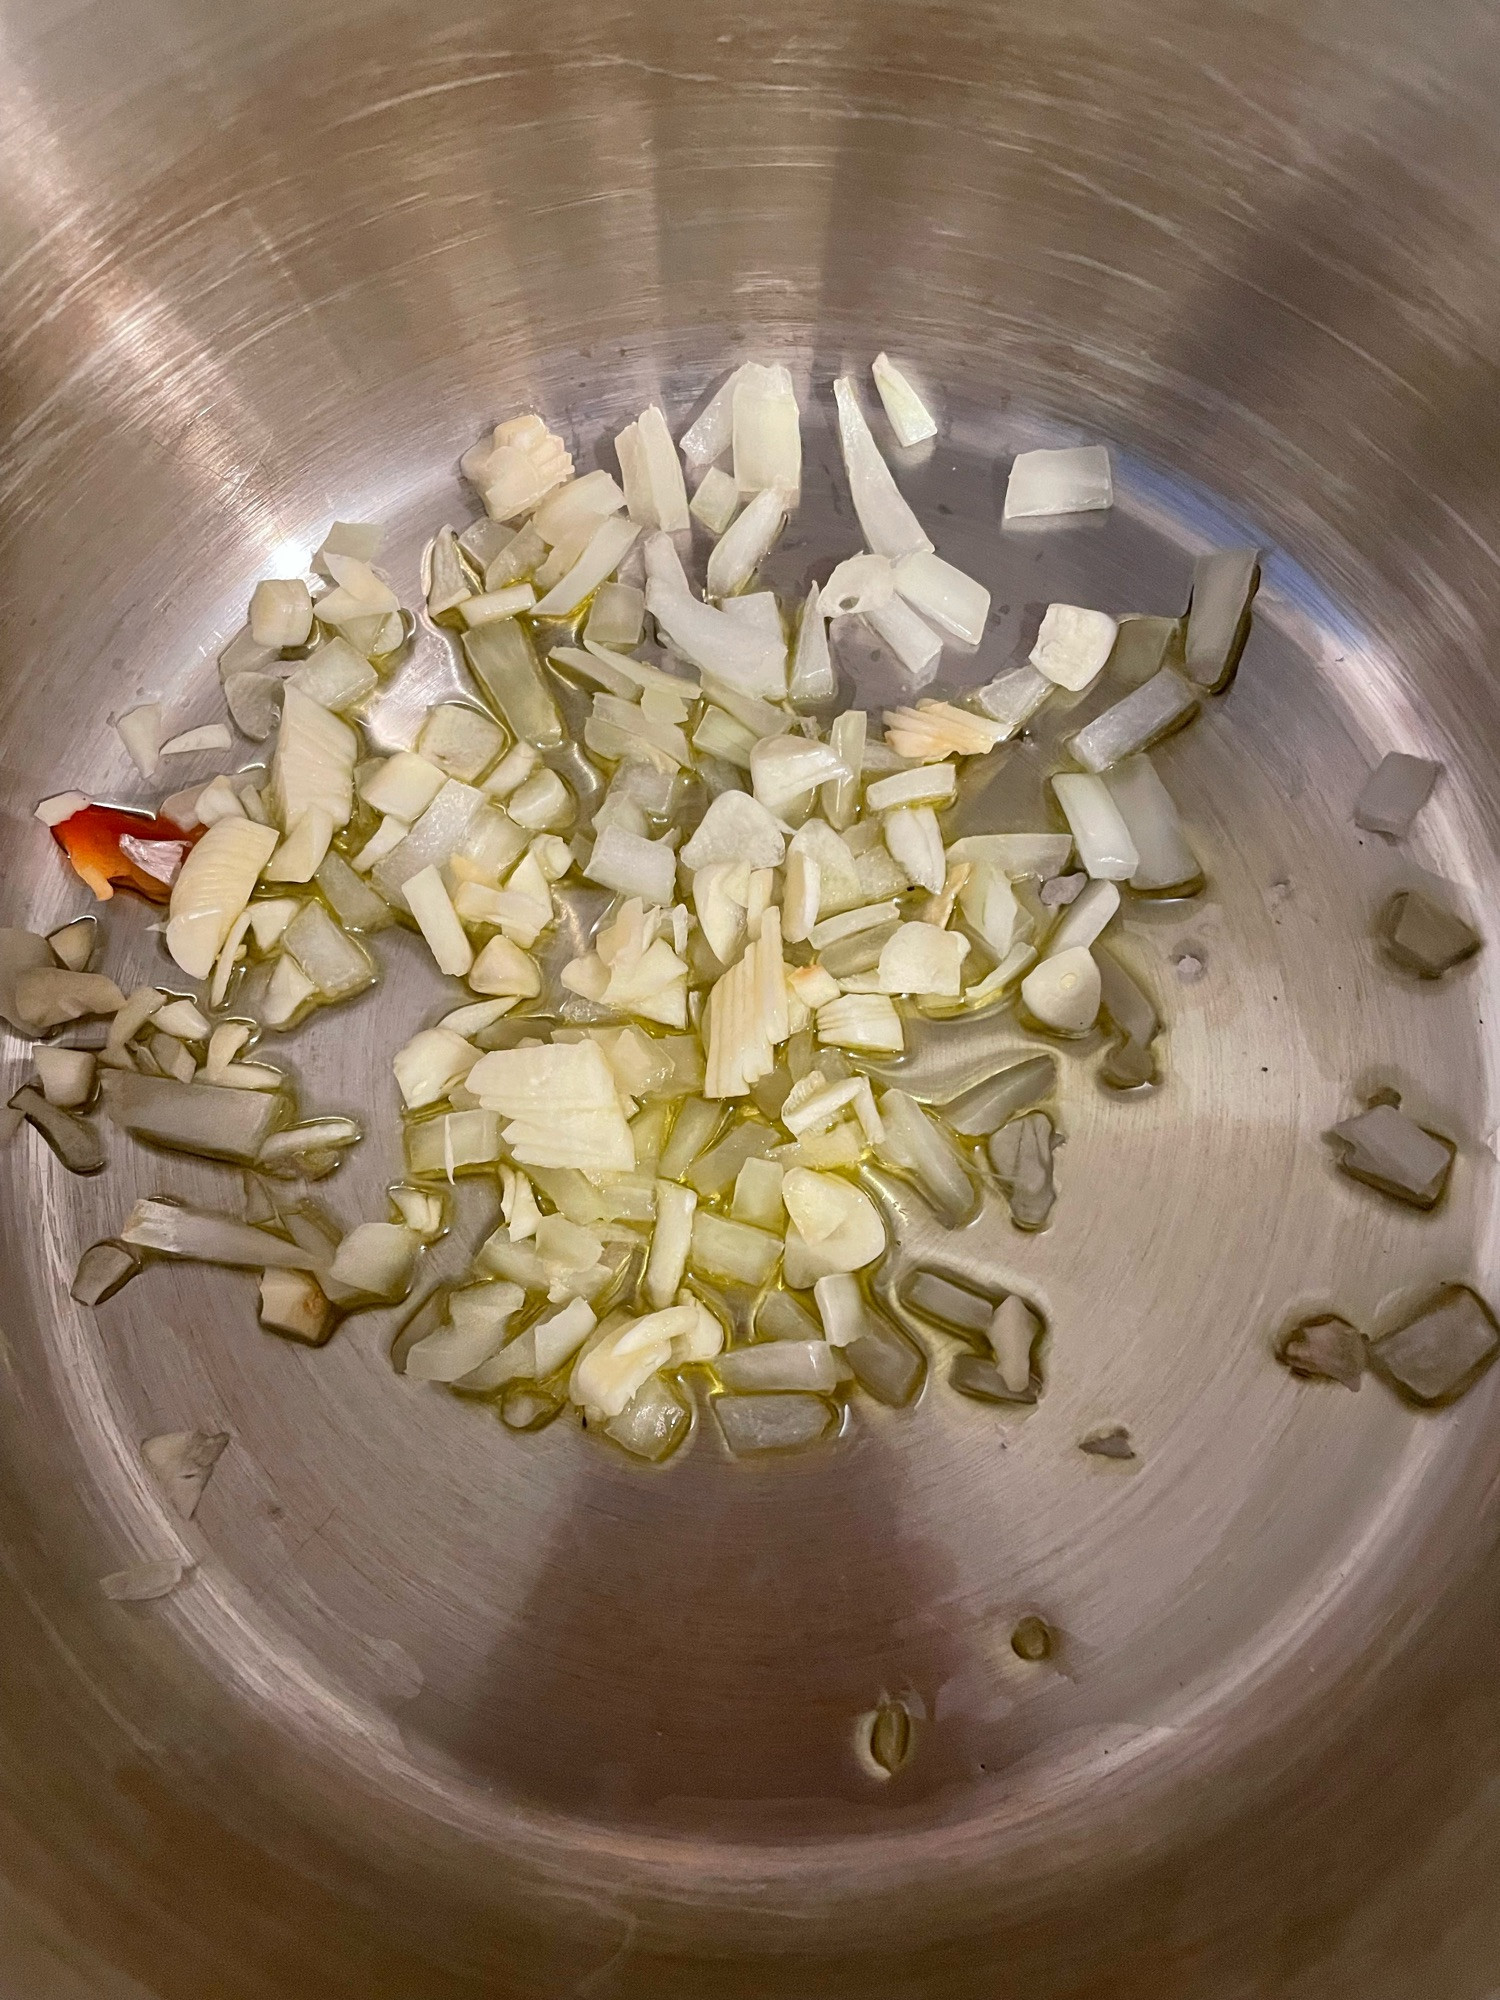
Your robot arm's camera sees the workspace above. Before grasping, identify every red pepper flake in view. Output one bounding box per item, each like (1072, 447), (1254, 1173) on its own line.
(51, 803), (201, 905)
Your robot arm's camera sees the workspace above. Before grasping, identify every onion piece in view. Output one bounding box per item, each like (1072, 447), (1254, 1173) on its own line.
(690, 466), (740, 535)
(892, 550), (989, 647)
(1069, 669), (1199, 773)
(9, 1085), (103, 1172)
(120, 1196), (318, 1270)
(583, 824), (678, 906)
(223, 672), (283, 740)
(1368, 1286), (1499, 1407)
(788, 582), (836, 706)
(751, 734), (848, 819)
(1382, 889), (1481, 977)
(680, 366), (747, 464)
(646, 561), (786, 698)
(972, 664), (1055, 738)
(463, 619), (564, 748)
(1353, 752), (1441, 838)
(584, 582), (646, 650)
(1003, 445), (1112, 521)
(142, 1430), (230, 1520)
(1184, 548), (1260, 692)
(690, 1211), (782, 1286)
(102, 1071), (288, 1162)
(405, 1108), (503, 1180)
(833, 377), (932, 561)
(402, 864), (474, 978)
(100, 1559), (192, 1602)
(1101, 754), (1201, 894)
(459, 584), (537, 628)
(1051, 773), (1139, 881)
(947, 832), (1072, 880)
(1030, 604), (1118, 691)
(957, 862), (1023, 958)
(820, 554), (895, 619)
(71, 1240), (141, 1305)
(871, 352), (937, 447)
(393, 1027), (480, 1111)
(731, 363), (801, 502)
(283, 900), (375, 1000)
(867, 762), (956, 812)
(570, 1305), (694, 1418)
(11, 969), (125, 1031)
(716, 1340), (842, 1393)
(530, 514), (639, 620)
(288, 638), (377, 715)
(874, 1088), (977, 1226)
(115, 704), (164, 780)
(260, 953), (316, 1028)
(1330, 1102), (1453, 1209)
(35, 1045), (96, 1109)
(713, 1391), (835, 1454)
(330, 1222), (419, 1301)
(816, 991), (903, 1054)
(424, 526), (474, 619)
(864, 597), (942, 686)
(645, 1179), (697, 1308)
(882, 805), (945, 894)
(271, 687), (356, 832)
(988, 1112), (1057, 1229)
(634, 404), (691, 533)
(161, 724), (232, 758)
(705, 488), (787, 600)
(314, 521), (382, 576)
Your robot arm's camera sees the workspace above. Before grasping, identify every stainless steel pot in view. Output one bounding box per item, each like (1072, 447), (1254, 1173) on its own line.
(4, 2), (1500, 1994)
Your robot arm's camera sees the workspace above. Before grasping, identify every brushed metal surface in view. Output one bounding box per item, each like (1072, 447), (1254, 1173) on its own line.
(3, 3), (1500, 1996)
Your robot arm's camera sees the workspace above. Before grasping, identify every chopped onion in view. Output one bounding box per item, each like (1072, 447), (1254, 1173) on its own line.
(582, 823), (677, 907)
(1030, 604), (1118, 691)
(9, 1085), (104, 1172)
(732, 362), (801, 502)
(645, 1179), (697, 1308)
(260, 952), (316, 1027)
(330, 1221), (419, 1301)
(631, 403), (691, 532)
(1383, 889), (1481, 977)
(424, 526), (474, 619)
(717, 1339), (842, 1392)
(1101, 754), (1200, 893)
(469, 415), (572, 521)
(1020, 946), (1100, 1035)
(100, 1559), (191, 1602)
(585, 582), (646, 650)
(1069, 668), (1199, 773)
(958, 862), (1023, 957)
(223, 672), (283, 740)
(161, 724), (232, 758)
(11, 968), (124, 1031)
(462, 619), (564, 748)
(405, 1107), (503, 1180)
(987, 1110), (1057, 1227)
(570, 1305), (695, 1418)
(690, 1211), (782, 1286)
(816, 991), (903, 1053)
(892, 551), (988, 647)
(120, 1195), (318, 1269)
(947, 831), (1072, 880)
(833, 377), (932, 561)
(266, 805), (334, 884)
(690, 466), (740, 535)
(283, 899), (375, 1000)
(70, 1239), (141, 1305)
(403, 865), (474, 978)
(750, 734), (847, 819)
(871, 352), (937, 447)
(820, 554), (895, 619)
(393, 1027), (480, 1110)
(102, 1071), (288, 1162)
(1051, 773), (1139, 881)
(867, 762), (956, 812)
(713, 1391), (834, 1454)
(142, 1430), (229, 1520)
(1369, 1286), (1498, 1407)
(882, 805), (945, 893)
(646, 561), (786, 698)
(115, 704), (164, 780)
(972, 664), (1054, 737)
(788, 582), (835, 705)
(271, 686), (356, 834)
(1184, 548), (1260, 692)
(864, 596), (942, 686)
(874, 1088), (976, 1226)
(459, 584), (537, 628)
(531, 515), (639, 620)
(35, 791), (91, 829)
(987, 1293), (1042, 1394)
(680, 789), (786, 871)
(1003, 445), (1112, 521)
(867, 921), (968, 997)
(1354, 752), (1440, 838)
(1331, 1102), (1453, 1208)
(680, 366), (747, 464)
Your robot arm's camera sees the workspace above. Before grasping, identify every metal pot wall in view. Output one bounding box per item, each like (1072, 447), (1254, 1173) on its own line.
(2, 3), (1500, 1995)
